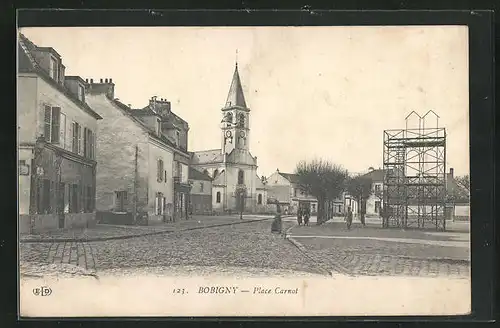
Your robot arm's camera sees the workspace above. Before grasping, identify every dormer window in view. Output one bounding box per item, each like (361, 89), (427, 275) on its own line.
(49, 56), (58, 82)
(77, 84), (85, 102)
(175, 130), (180, 146)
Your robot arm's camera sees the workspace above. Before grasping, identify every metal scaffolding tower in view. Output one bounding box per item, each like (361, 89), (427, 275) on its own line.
(382, 111), (447, 231)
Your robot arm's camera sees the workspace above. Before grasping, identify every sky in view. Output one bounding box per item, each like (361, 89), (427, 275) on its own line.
(19, 26), (469, 177)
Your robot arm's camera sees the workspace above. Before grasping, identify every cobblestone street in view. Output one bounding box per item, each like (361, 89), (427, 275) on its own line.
(287, 219), (470, 278)
(20, 218), (326, 278)
(20, 216), (470, 279)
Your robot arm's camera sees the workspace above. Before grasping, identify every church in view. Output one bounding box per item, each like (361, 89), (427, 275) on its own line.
(190, 63), (269, 214)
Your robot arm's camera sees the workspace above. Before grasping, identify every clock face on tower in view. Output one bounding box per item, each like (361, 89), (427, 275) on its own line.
(225, 130), (232, 138)
(239, 131), (246, 138)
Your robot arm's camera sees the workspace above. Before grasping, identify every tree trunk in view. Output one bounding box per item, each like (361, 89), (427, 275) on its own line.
(317, 197), (325, 225)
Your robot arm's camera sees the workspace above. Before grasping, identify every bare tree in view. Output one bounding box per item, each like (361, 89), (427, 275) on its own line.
(346, 174), (373, 226)
(455, 174), (470, 193)
(295, 159), (348, 225)
(450, 174), (470, 202)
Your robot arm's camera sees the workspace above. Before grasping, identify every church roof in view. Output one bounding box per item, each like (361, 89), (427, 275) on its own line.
(189, 167), (213, 181)
(191, 149), (224, 164)
(224, 64), (247, 109)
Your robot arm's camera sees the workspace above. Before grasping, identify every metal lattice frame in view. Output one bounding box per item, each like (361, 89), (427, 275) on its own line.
(382, 111), (447, 231)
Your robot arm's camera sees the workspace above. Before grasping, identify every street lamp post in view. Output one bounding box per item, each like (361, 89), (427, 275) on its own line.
(29, 135), (46, 234)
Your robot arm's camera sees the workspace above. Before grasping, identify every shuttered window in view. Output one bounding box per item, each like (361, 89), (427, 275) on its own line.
(72, 122), (81, 154)
(157, 159), (164, 182)
(43, 106), (61, 143)
(83, 127), (88, 158)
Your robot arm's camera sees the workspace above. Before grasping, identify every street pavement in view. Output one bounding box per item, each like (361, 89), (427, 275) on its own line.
(20, 214), (470, 279)
(285, 215), (469, 278)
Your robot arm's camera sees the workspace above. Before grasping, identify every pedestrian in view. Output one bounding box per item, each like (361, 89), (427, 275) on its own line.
(345, 206), (353, 230)
(304, 207), (310, 226)
(297, 208), (303, 226)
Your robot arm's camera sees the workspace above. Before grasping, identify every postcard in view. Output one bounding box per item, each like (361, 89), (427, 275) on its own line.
(18, 25), (470, 317)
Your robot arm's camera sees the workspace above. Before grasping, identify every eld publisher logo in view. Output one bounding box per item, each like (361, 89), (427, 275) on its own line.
(32, 286), (52, 297)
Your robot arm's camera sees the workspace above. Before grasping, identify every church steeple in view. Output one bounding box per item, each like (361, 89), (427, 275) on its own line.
(225, 62), (247, 109)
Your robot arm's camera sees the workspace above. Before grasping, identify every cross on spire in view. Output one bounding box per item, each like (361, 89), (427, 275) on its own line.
(235, 49), (238, 68)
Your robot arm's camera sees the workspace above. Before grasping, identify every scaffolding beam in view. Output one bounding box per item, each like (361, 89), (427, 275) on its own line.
(382, 111), (447, 231)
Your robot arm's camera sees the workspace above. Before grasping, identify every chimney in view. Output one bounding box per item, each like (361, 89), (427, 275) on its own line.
(88, 77), (115, 98)
(85, 79), (89, 83)
(449, 168), (454, 178)
(109, 78), (113, 83)
(276, 168), (279, 172)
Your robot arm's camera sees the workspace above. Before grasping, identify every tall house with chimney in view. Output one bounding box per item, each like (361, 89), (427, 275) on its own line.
(85, 81), (191, 224)
(18, 33), (102, 233)
(190, 63), (268, 213)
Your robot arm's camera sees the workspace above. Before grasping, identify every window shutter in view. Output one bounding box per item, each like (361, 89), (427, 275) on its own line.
(51, 107), (60, 143)
(72, 122), (77, 153)
(44, 105), (51, 141)
(83, 127), (88, 157)
(59, 113), (66, 149)
(78, 124), (82, 155)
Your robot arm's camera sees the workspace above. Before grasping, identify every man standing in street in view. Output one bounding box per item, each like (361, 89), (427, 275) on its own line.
(345, 206), (353, 230)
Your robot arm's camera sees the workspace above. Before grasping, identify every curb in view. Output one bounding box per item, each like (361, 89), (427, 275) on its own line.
(284, 224), (347, 277)
(20, 217), (273, 244)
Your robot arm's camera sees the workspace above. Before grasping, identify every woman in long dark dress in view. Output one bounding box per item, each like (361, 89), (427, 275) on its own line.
(297, 208), (303, 226)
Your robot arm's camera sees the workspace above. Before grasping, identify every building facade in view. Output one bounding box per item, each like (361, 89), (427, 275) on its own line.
(18, 34), (102, 233)
(188, 167), (213, 215)
(190, 63), (268, 214)
(85, 83), (191, 225)
(267, 169), (318, 215)
(267, 169), (345, 216)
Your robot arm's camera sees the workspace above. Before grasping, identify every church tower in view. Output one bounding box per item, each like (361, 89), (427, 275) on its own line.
(221, 62), (250, 155)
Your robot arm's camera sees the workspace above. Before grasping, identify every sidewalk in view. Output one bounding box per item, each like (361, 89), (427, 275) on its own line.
(20, 214), (275, 243)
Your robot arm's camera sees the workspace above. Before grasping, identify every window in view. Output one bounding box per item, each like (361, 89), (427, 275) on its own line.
(44, 106), (61, 143)
(293, 188), (297, 197)
(238, 169), (244, 185)
(312, 204), (316, 213)
(226, 112), (233, 126)
(156, 118), (161, 135)
(258, 194), (262, 205)
(238, 113), (245, 127)
(155, 192), (164, 215)
(60, 113), (66, 148)
(49, 57), (58, 81)
(375, 201), (381, 213)
(200, 182), (204, 192)
(157, 159), (164, 182)
(216, 192), (221, 203)
(78, 84), (85, 102)
(375, 184), (381, 192)
(213, 169), (218, 178)
(175, 130), (180, 145)
(72, 122), (81, 154)
(115, 191), (127, 212)
(164, 170), (167, 183)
